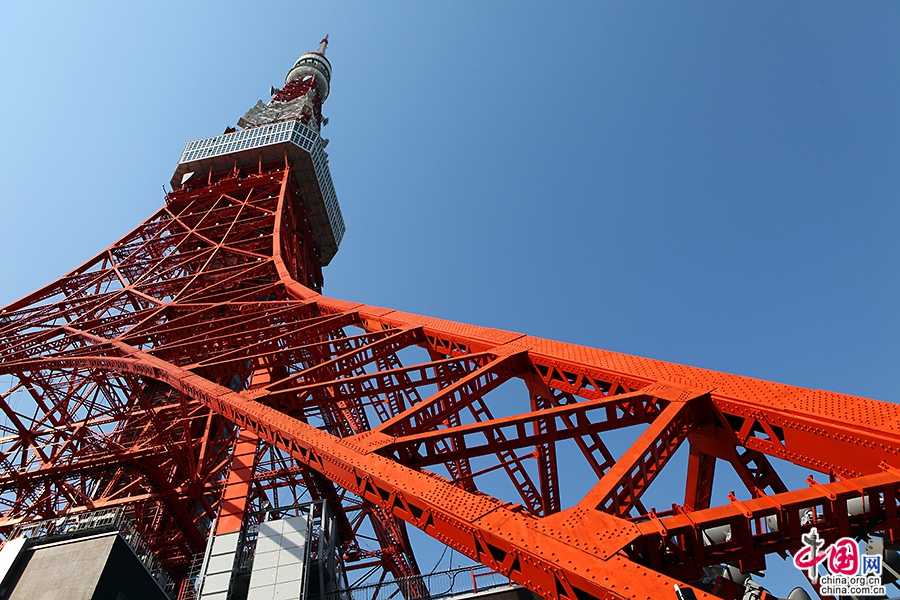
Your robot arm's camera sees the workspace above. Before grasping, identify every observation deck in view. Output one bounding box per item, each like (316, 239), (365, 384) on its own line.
(170, 120), (344, 267)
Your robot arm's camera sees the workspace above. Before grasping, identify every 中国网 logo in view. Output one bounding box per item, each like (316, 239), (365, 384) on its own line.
(793, 528), (885, 597)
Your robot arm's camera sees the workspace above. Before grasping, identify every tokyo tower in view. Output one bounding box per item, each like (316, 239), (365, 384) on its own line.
(0, 38), (898, 600)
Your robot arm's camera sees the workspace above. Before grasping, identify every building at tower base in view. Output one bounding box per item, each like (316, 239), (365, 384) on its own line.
(0, 513), (172, 600)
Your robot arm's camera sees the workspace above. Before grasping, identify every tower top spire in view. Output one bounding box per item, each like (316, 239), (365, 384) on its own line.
(284, 36), (333, 101)
(238, 37), (334, 133)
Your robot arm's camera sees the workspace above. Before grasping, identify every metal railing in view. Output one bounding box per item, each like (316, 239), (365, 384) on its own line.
(11, 506), (122, 540)
(329, 565), (513, 600)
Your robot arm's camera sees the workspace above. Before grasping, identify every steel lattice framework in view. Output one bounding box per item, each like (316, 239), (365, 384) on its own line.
(1, 42), (899, 600)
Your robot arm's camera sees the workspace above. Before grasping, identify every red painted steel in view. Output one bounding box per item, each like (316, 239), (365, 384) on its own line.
(1, 47), (899, 600)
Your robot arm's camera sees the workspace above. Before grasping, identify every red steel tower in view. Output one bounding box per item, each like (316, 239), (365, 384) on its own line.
(1, 38), (899, 600)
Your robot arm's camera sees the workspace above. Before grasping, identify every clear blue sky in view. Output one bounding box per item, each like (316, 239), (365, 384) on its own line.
(1, 2), (898, 596)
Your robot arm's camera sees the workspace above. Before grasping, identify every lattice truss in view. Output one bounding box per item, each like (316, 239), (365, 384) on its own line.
(1, 161), (900, 600)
